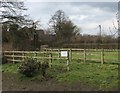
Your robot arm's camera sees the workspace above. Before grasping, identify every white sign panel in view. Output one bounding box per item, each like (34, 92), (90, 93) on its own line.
(61, 51), (68, 57)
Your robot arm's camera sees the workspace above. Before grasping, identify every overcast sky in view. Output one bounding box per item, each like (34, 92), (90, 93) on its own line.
(23, 1), (118, 36)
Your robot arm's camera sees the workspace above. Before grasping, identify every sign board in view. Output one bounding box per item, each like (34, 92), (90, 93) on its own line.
(61, 51), (68, 57)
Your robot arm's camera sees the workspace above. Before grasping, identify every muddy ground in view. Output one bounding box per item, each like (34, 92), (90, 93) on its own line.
(2, 72), (99, 91)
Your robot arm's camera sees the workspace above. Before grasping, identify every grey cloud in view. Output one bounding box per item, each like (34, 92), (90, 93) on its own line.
(24, 2), (117, 35)
(69, 2), (118, 13)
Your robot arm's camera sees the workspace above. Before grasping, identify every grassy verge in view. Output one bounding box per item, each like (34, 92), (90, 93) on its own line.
(1, 63), (20, 73)
(2, 60), (118, 91)
(56, 62), (118, 90)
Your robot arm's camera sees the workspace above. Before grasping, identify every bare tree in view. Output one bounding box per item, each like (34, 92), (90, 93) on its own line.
(0, 0), (27, 24)
(49, 10), (80, 43)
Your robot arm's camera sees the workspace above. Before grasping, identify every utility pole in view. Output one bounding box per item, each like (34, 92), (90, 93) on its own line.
(99, 25), (101, 38)
(98, 25), (102, 49)
(99, 25), (102, 44)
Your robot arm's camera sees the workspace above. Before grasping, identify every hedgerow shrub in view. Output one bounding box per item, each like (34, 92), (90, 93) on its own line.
(40, 61), (49, 77)
(18, 58), (38, 77)
(18, 58), (49, 77)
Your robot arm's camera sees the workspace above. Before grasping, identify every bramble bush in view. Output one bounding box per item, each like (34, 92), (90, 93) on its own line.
(18, 58), (49, 77)
(40, 61), (49, 77)
(18, 58), (37, 77)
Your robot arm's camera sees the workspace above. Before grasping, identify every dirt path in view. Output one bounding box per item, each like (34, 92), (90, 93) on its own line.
(2, 72), (98, 91)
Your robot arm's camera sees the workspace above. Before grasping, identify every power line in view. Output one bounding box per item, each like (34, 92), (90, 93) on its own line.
(109, 26), (118, 37)
(109, 27), (113, 35)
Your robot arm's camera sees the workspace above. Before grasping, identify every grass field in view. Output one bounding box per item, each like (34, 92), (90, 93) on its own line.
(23, 50), (119, 64)
(2, 49), (119, 91)
(56, 62), (118, 90)
(1, 61), (119, 91)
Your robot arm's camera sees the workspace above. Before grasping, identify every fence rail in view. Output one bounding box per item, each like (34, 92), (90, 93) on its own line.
(3, 48), (120, 70)
(45, 48), (119, 64)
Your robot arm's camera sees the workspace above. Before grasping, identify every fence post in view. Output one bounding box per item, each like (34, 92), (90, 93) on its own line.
(58, 48), (60, 59)
(22, 51), (25, 62)
(67, 50), (70, 71)
(34, 51), (37, 62)
(101, 48), (104, 64)
(49, 53), (52, 68)
(69, 48), (72, 62)
(45, 48), (48, 54)
(51, 48), (53, 53)
(13, 51), (15, 64)
(84, 48), (86, 63)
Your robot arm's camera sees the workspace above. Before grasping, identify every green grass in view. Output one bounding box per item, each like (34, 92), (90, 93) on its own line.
(40, 50), (118, 64)
(23, 50), (118, 64)
(2, 61), (118, 91)
(56, 62), (118, 90)
(1, 63), (20, 73)
(104, 51), (118, 61)
(2, 50), (119, 90)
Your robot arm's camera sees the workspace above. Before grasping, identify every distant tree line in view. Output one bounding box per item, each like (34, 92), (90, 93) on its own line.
(1, 1), (41, 50)
(1, 1), (118, 50)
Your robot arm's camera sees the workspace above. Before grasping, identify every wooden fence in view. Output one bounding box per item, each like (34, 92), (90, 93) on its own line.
(3, 50), (70, 70)
(3, 48), (119, 71)
(43, 48), (119, 64)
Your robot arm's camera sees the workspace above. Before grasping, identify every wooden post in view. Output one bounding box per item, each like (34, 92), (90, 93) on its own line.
(69, 48), (72, 62)
(79, 50), (81, 59)
(45, 48), (47, 53)
(84, 48), (86, 63)
(22, 51), (25, 62)
(58, 48), (61, 63)
(58, 49), (61, 63)
(36, 51), (38, 62)
(34, 51), (37, 62)
(58, 48), (60, 59)
(51, 48), (53, 53)
(101, 48), (104, 64)
(50, 48), (52, 58)
(13, 51), (15, 64)
(67, 50), (69, 71)
(49, 53), (52, 68)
